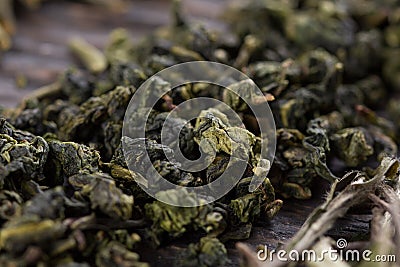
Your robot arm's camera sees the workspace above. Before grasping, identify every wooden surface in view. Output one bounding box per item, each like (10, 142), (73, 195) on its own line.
(0, 1), (371, 266)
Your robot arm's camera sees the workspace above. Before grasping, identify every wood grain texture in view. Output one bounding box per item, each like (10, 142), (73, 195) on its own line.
(0, 1), (371, 266)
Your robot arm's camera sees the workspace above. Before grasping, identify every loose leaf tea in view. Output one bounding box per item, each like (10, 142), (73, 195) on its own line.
(1, 0), (400, 266)
(180, 237), (229, 267)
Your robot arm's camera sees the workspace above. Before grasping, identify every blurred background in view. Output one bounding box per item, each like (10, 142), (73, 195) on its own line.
(0, 0), (227, 107)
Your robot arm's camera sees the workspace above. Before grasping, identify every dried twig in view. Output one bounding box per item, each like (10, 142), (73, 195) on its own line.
(237, 157), (400, 267)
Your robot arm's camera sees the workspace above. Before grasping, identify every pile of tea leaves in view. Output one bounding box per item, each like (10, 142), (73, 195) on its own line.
(1, 0), (400, 266)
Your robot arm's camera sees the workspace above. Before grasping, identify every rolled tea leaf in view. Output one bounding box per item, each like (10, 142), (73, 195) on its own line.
(69, 37), (107, 73)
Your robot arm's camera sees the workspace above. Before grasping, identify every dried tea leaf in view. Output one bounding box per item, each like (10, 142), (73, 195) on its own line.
(95, 241), (149, 267)
(23, 186), (65, 219)
(0, 190), (22, 221)
(80, 175), (133, 221)
(0, 118), (49, 188)
(45, 139), (100, 184)
(145, 189), (226, 246)
(69, 37), (107, 74)
(0, 217), (66, 254)
(180, 237), (229, 267)
(331, 127), (374, 167)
